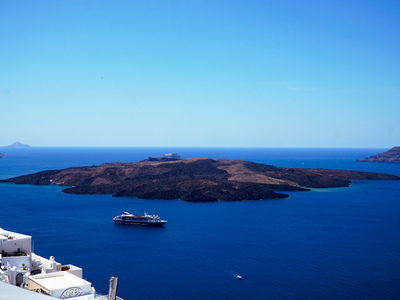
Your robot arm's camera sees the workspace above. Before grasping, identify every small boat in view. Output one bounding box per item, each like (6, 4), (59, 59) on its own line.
(113, 211), (167, 226)
(236, 275), (242, 280)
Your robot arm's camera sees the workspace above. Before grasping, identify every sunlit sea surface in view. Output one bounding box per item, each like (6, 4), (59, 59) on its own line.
(0, 147), (399, 300)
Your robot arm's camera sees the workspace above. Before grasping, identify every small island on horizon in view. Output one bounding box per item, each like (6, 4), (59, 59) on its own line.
(357, 146), (400, 163)
(1, 156), (399, 202)
(1, 141), (31, 148)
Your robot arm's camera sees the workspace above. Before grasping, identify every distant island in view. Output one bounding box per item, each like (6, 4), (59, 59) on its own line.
(2, 142), (31, 148)
(357, 146), (400, 163)
(1, 157), (399, 202)
(146, 152), (182, 162)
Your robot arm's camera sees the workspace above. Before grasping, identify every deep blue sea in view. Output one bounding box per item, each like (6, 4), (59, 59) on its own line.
(1, 147), (400, 300)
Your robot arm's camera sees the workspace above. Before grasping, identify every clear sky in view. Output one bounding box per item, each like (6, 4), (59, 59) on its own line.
(1, 0), (399, 147)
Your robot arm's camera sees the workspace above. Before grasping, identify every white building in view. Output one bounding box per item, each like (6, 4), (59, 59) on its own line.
(0, 228), (120, 299)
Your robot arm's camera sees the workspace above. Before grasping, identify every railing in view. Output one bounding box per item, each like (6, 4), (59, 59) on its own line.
(1, 250), (28, 257)
(94, 293), (123, 300)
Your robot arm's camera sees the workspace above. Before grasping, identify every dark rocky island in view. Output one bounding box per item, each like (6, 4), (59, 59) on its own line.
(1, 158), (399, 202)
(357, 146), (400, 163)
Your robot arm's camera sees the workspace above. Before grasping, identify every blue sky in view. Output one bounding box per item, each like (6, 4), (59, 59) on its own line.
(1, 0), (399, 147)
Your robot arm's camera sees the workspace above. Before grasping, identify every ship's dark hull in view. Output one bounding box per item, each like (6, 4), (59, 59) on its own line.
(114, 220), (166, 227)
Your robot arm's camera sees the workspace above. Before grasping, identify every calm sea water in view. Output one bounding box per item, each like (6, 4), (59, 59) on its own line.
(0, 147), (399, 300)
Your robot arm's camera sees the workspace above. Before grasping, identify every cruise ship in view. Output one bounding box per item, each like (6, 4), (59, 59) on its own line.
(113, 211), (167, 226)
(0, 228), (122, 300)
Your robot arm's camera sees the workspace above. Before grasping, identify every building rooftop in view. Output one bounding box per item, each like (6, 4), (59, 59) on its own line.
(0, 228), (31, 241)
(30, 271), (91, 290)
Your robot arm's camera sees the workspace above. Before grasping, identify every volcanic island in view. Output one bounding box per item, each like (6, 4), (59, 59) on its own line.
(357, 146), (400, 163)
(1, 157), (399, 202)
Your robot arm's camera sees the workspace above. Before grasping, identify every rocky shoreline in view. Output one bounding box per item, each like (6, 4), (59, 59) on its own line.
(357, 146), (400, 163)
(1, 158), (399, 202)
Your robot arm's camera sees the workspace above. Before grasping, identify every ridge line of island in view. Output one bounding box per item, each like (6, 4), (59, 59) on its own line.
(1, 155), (399, 202)
(357, 146), (400, 163)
